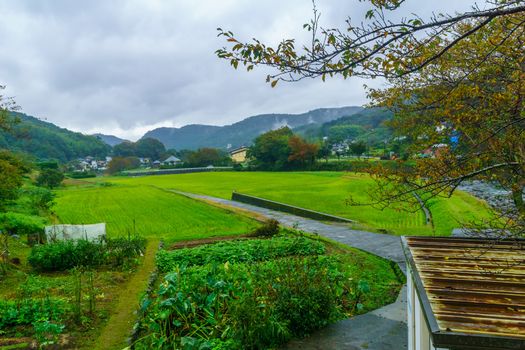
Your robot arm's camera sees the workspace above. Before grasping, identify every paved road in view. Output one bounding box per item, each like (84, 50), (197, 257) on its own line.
(172, 191), (408, 350)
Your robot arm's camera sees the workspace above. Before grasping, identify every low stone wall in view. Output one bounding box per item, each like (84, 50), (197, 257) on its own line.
(231, 192), (355, 223)
(123, 166), (233, 177)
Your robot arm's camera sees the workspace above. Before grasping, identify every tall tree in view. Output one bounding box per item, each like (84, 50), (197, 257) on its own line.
(248, 127), (293, 169)
(0, 87), (24, 209)
(216, 1), (525, 236)
(365, 14), (525, 226)
(217, 1), (525, 84)
(288, 135), (319, 166)
(135, 138), (166, 160)
(186, 148), (229, 167)
(112, 141), (136, 157)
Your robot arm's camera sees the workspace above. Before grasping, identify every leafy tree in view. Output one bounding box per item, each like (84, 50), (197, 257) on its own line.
(186, 148), (230, 167)
(112, 141), (136, 157)
(364, 14), (525, 231)
(22, 187), (56, 211)
(176, 149), (195, 163)
(113, 138), (167, 160)
(135, 138), (166, 160)
(36, 169), (64, 189)
(288, 135), (319, 166)
(106, 157), (141, 174)
(349, 141), (367, 158)
(248, 127), (293, 169)
(317, 142), (331, 162)
(216, 1), (525, 84)
(0, 159), (23, 208)
(249, 128), (319, 169)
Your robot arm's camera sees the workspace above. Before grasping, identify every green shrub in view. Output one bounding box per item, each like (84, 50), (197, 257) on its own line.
(28, 240), (104, 271)
(28, 237), (146, 271)
(135, 256), (348, 350)
(36, 168), (65, 189)
(66, 171), (97, 179)
(21, 187), (56, 211)
(0, 212), (45, 235)
(155, 236), (325, 272)
(251, 219), (279, 237)
(106, 237), (147, 267)
(0, 298), (68, 330)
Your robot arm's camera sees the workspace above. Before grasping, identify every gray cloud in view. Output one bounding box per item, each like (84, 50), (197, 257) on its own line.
(0, 0), (473, 140)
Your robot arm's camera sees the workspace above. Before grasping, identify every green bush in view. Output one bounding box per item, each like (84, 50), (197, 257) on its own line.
(155, 236), (325, 272)
(28, 240), (105, 271)
(21, 186), (56, 211)
(251, 219), (279, 237)
(0, 212), (45, 235)
(66, 171), (97, 179)
(36, 168), (64, 188)
(28, 237), (146, 271)
(106, 237), (147, 267)
(135, 256), (348, 350)
(0, 298), (68, 330)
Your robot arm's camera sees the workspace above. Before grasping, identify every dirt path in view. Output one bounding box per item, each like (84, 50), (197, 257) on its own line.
(91, 239), (159, 350)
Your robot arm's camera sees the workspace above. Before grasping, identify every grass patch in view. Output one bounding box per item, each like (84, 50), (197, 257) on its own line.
(102, 171), (492, 236)
(53, 184), (259, 243)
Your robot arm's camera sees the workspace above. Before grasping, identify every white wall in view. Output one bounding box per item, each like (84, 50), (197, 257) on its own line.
(407, 266), (448, 350)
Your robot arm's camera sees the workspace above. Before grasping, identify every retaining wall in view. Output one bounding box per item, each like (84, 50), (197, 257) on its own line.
(122, 166), (233, 177)
(231, 192), (355, 223)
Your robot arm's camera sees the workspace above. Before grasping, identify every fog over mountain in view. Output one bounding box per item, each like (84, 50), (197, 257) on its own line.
(142, 106), (363, 150)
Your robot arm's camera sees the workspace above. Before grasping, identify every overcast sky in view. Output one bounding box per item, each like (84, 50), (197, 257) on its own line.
(0, 0), (473, 140)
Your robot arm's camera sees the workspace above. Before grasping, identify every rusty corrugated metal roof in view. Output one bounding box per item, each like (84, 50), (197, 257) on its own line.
(404, 236), (525, 343)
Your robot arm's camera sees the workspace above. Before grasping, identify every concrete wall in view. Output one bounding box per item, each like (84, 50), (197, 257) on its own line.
(231, 192), (355, 223)
(123, 166), (233, 177)
(408, 266), (448, 350)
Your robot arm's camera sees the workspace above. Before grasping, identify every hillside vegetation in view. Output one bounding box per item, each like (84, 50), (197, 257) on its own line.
(0, 112), (110, 162)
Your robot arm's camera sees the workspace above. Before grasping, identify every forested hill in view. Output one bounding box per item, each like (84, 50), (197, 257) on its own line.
(93, 133), (129, 147)
(294, 108), (394, 143)
(0, 112), (111, 162)
(142, 106), (363, 150)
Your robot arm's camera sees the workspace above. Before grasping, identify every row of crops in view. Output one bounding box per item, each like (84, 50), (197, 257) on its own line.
(133, 233), (403, 350)
(0, 237), (146, 348)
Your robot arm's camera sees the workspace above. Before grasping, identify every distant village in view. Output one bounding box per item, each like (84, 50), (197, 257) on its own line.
(69, 147), (249, 173)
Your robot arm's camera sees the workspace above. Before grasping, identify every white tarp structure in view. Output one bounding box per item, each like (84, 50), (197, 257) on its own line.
(45, 223), (106, 242)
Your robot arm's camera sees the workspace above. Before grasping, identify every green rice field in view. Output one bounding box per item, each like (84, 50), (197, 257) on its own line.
(100, 171), (493, 236)
(53, 183), (258, 243)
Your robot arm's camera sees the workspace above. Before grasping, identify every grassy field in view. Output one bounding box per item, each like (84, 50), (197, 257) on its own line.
(103, 171), (493, 236)
(53, 183), (258, 243)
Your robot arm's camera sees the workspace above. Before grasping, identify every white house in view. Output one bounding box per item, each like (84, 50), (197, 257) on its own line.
(162, 155), (181, 166)
(403, 236), (525, 350)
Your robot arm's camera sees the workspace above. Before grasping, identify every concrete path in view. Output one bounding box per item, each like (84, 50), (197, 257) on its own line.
(172, 191), (408, 350)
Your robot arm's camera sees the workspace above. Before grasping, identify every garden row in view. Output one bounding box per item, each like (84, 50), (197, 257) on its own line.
(0, 237), (146, 348)
(134, 233), (402, 350)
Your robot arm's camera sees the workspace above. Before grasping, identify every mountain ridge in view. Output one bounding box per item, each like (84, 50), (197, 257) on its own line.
(93, 133), (129, 147)
(142, 106), (364, 150)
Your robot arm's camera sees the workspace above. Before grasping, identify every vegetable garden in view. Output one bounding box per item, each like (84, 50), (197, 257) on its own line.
(134, 232), (403, 350)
